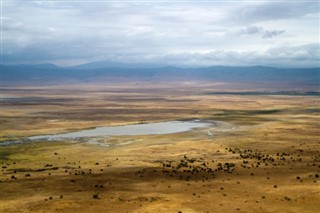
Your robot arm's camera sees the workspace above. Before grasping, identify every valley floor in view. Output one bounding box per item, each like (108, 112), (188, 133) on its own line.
(1, 82), (319, 213)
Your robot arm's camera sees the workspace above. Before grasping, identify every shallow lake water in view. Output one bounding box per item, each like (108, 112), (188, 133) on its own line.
(29, 120), (212, 140)
(1, 120), (212, 146)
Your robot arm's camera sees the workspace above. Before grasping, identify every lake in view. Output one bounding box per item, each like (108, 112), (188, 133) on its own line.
(1, 120), (212, 146)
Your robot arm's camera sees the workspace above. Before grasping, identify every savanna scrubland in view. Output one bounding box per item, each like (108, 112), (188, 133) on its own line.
(1, 81), (319, 213)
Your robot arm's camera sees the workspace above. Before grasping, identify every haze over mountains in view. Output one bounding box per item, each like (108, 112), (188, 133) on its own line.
(1, 61), (319, 87)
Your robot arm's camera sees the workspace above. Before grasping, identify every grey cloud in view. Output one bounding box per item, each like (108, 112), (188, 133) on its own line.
(236, 26), (285, 39)
(235, 2), (319, 23)
(262, 30), (285, 39)
(245, 26), (262, 34)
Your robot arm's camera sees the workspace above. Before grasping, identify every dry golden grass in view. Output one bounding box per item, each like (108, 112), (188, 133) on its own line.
(1, 82), (319, 213)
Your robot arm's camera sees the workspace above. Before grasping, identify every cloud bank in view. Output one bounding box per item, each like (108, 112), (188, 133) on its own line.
(2, 1), (319, 67)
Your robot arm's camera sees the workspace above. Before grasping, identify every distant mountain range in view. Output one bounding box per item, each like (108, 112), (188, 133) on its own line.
(1, 61), (319, 86)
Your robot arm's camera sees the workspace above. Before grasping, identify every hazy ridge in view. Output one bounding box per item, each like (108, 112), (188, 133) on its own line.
(1, 62), (319, 86)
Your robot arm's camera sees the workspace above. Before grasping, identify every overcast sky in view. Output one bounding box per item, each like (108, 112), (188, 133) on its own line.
(2, 0), (319, 67)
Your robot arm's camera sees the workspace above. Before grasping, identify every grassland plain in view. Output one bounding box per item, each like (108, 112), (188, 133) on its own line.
(0, 82), (319, 213)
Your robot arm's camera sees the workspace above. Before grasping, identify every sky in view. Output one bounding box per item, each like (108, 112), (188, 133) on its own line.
(1, 0), (319, 67)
